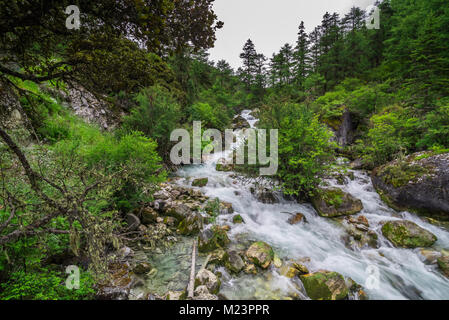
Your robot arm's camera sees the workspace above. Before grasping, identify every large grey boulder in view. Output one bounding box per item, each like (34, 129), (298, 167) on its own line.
(372, 152), (449, 219)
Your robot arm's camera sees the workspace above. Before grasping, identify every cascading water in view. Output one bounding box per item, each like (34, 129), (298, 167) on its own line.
(135, 110), (449, 300)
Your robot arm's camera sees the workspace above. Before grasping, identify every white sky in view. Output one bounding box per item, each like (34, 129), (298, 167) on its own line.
(208, 0), (376, 69)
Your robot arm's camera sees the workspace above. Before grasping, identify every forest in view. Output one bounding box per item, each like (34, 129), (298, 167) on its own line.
(0, 0), (448, 300)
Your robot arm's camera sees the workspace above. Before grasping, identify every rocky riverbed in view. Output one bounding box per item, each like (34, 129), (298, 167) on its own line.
(108, 110), (449, 301)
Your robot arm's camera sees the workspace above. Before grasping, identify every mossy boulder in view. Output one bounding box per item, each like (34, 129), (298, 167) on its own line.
(246, 241), (274, 269)
(132, 262), (152, 274)
(209, 249), (229, 266)
(312, 188), (363, 217)
(176, 212), (203, 236)
(381, 220), (437, 248)
(233, 214), (244, 224)
(372, 152), (449, 219)
(437, 255), (449, 278)
(216, 159), (234, 172)
(198, 226), (230, 253)
(300, 271), (349, 300)
(192, 178), (208, 187)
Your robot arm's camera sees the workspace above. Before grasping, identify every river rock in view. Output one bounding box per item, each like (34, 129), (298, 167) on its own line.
(312, 188), (363, 217)
(198, 226), (230, 253)
(133, 262), (152, 274)
(192, 178), (208, 187)
(209, 249), (229, 266)
(246, 241), (274, 269)
(233, 115), (250, 129)
(252, 187), (279, 204)
(195, 269), (221, 294)
(216, 158), (234, 172)
(225, 250), (245, 273)
(288, 213), (306, 225)
(126, 213), (140, 231)
(220, 201), (234, 214)
(381, 220), (437, 248)
(233, 214), (244, 224)
(177, 212), (203, 235)
(437, 255), (449, 278)
(419, 249), (441, 264)
(166, 291), (186, 300)
(300, 270), (349, 300)
(194, 285), (218, 300)
(371, 152), (449, 219)
(141, 207), (158, 224)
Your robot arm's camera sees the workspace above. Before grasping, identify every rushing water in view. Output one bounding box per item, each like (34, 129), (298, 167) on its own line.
(136, 110), (449, 300)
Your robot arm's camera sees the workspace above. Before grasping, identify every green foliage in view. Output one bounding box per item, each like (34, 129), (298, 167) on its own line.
(189, 102), (230, 131)
(259, 102), (336, 196)
(121, 85), (182, 160)
(0, 268), (95, 300)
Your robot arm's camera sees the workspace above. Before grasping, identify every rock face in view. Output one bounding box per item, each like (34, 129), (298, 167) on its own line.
(312, 188), (363, 218)
(328, 109), (354, 147)
(381, 220), (437, 248)
(372, 152), (449, 219)
(192, 178), (208, 187)
(246, 241), (274, 269)
(299, 271), (349, 300)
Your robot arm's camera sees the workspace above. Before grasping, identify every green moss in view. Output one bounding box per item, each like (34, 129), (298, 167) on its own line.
(320, 189), (344, 208)
(381, 221), (437, 248)
(233, 215), (244, 224)
(379, 161), (431, 188)
(300, 271), (349, 300)
(192, 178), (208, 187)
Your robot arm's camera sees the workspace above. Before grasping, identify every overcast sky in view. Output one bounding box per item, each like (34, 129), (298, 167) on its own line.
(208, 0), (377, 69)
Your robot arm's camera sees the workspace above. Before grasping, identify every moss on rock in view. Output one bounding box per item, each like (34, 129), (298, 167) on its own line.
(381, 220), (437, 248)
(300, 271), (349, 300)
(246, 241), (274, 269)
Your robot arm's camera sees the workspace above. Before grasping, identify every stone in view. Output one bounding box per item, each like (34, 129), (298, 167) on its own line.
(118, 246), (133, 258)
(279, 265), (299, 278)
(166, 291), (186, 300)
(141, 207), (158, 224)
(126, 213), (140, 231)
(419, 249), (441, 264)
(192, 178), (208, 187)
(288, 213), (306, 225)
(233, 214), (244, 224)
(209, 249), (229, 266)
(177, 212), (203, 235)
(133, 262), (152, 274)
(252, 187), (279, 204)
(198, 226), (230, 253)
(292, 262), (309, 275)
(195, 269), (221, 294)
(273, 254), (282, 268)
(244, 263), (258, 275)
(300, 270), (349, 300)
(220, 202), (234, 214)
(246, 241), (274, 269)
(225, 250), (245, 273)
(372, 152), (449, 219)
(381, 220), (437, 248)
(437, 255), (449, 278)
(312, 188), (363, 218)
(194, 285), (218, 300)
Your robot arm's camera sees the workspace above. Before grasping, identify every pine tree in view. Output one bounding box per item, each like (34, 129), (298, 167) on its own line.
(294, 21), (310, 90)
(239, 39), (258, 89)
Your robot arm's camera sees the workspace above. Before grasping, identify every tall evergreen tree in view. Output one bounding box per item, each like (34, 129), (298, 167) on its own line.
(239, 39), (258, 89)
(294, 21), (310, 90)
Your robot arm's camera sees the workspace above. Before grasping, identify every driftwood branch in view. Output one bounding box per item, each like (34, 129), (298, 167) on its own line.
(187, 239), (197, 299)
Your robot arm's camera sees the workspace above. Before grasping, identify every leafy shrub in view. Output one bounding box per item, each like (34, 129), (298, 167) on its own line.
(259, 102), (336, 196)
(121, 85), (182, 161)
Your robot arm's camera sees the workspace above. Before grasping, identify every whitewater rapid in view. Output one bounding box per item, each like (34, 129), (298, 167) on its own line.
(173, 110), (449, 300)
